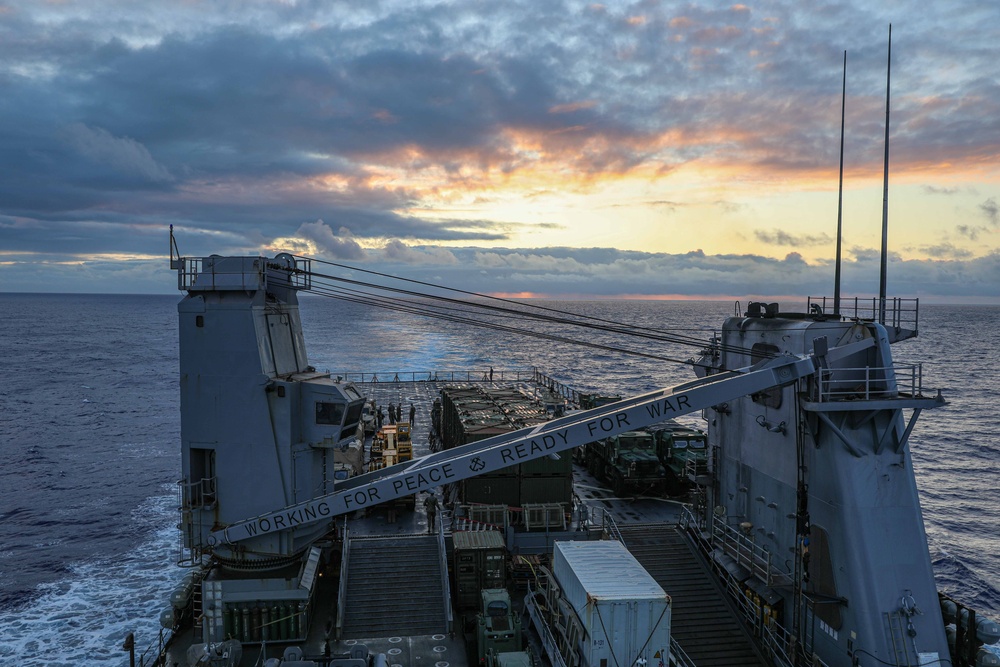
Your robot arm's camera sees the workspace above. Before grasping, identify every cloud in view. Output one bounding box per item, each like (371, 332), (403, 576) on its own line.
(955, 197), (1000, 241)
(381, 239), (458, 265)
(64, 124), (174, 183)
(923, 185), (961, 196)
(2, 239), (999, 302)
(979, 197), (999, 226)
(918, 243), (974, 259)
(754, 229), (832, 247)
(956, 224), (988, 241)
(0, 1), (999, 302)
(294, 221), (365, 259)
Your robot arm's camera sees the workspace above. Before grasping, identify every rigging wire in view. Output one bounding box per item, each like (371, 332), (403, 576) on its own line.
(294, 254), (742, 351)
(284, 257), (770, 361)
(299, 277), (715, 365)
(275, 275), (702, 365)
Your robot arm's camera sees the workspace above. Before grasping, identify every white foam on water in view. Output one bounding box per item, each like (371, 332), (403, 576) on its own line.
(0, 490), (185, 667)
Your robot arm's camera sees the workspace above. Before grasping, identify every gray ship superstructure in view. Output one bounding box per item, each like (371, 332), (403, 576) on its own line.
(174, 254), (366, 645)
(692, 303), (950, 665)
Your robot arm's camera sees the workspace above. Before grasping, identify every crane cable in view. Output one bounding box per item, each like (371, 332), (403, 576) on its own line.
(272, 275), (700, 365)
(294, 254), (742, 354)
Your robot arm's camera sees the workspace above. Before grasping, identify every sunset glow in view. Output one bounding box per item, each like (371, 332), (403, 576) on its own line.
(0, 1), (997, 300)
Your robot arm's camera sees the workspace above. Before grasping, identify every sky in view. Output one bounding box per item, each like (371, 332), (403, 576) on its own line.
(1, 0), (999, 301)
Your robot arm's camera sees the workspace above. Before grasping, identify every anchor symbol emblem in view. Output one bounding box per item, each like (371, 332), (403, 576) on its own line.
(469, 457), (486, 472)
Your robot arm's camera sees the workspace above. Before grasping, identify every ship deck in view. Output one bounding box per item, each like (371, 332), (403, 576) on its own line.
(158, 379), (756, 667)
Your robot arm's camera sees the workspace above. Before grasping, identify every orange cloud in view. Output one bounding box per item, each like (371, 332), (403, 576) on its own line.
(548, 101), (597, 114)
(487, 291), (545, 298)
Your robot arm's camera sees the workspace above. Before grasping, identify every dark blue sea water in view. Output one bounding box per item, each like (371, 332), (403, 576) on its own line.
(0, 293), (997, 665)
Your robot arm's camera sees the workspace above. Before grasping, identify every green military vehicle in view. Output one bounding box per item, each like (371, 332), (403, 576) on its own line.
(476, 589), (523, 663)
(582, 430), (665, 497)
(647, 420), (709, 496)
(485, 649), (535, 667)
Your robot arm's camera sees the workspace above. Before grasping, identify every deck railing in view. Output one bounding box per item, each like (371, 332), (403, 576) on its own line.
(712, 516), (792, 588)
(330, 368), (536, 384)
(134, 627), (173, 667)
(335, 524), (350, 640)
(814, 363), (926, 402)
(806, 295), (918, 333)
(435, 519), (453, 634)
(176, 476), (217, 566)
(176, 256), (312, 292)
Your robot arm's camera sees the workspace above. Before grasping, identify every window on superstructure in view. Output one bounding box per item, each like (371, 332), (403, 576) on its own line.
(342, 399), (365, 434)
(316, 401), (345, 425)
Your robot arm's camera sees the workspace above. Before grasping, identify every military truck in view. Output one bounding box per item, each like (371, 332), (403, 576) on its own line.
(577, 393), (621, 410)
(476, 589), (523, 663)
(369, 423), (412, 471)
(646, 420), (709, 496)
(485, 649), (534, 667)
(582, 430), (664, 497)
(332, 462), (354, 482)
(357, 401), (376, 438)
(369, 422), (416, 510)
(333, 439), (365, 478)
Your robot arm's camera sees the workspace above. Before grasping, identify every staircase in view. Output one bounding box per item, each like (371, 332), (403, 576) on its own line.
(340, 535), (448, 638)
(617, 523), (768, 667)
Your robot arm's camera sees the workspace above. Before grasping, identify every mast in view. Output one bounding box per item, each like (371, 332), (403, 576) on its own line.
(834, 51), (846, 317)
(878, 25), (891, 325)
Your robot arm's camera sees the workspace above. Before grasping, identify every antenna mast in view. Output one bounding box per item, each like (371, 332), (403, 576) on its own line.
(878, 25), (891, 325)
(834, 51), (846, 317)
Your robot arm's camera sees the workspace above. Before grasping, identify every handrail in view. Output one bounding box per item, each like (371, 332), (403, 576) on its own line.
(177, 255), (313, 292)
(136, 627), (173, 667)
(176, 476), (217, 566)
(435, 519), (453, 634)
(601, 508), (624, 544)
(335, 523), (350, 640)
(711, 515), (791, 587)
(531, 369), (584, 406)
(806, 295), (918, 331)
(682, 510), (826, 667)
(814, 363), (926, 402)
(329, 369), (537, 384)
(670, 637), (699, 667)
(178, 476), (217, 509)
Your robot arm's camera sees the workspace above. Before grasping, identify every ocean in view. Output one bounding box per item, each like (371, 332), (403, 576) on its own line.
(0, 292), (997, 666)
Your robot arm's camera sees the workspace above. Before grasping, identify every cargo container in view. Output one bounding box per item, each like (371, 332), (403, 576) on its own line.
(452, 531), (507, 611)
(520, 450), (573, 476)
(439, 386), (573, 509)
(519, 476), (572, 505)
(463, 475), (520, 507)
(551, 541), (671, 667)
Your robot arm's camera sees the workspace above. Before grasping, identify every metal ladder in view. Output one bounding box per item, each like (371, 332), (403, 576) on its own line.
(192, 578), (204, 642)
(885, 610), (913, 666)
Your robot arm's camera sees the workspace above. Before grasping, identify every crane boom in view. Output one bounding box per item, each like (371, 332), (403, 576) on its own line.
(209, 353), (819, 547)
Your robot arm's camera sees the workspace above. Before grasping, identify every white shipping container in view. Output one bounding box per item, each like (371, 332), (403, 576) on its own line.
(552, 541), (671, 667)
